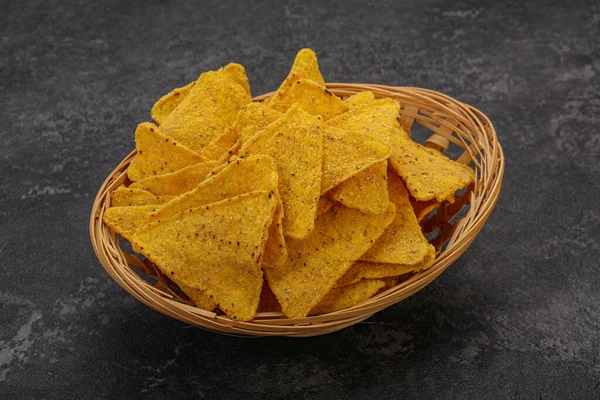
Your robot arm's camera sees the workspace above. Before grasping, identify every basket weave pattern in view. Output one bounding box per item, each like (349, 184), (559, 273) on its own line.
(90, 84), (504, 337)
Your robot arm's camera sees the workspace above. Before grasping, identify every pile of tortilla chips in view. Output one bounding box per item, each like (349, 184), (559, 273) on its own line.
(103, 49), (475, 321)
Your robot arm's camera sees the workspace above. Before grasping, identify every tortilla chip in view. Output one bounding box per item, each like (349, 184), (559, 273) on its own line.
(111, 186), (175, 207)
(199, 127), (240, 160)
(381, 276), (399, 289)
(337, 246), (436, 287)
(327, 98), (400, 145)
(321, 125), (390, 193)
(149, 155), (286, 267)
(291, 48), (325, 85)
(151, 81), (196, 125)
(257, 280), (282, 313)
(361, 171), (434, 264)
(176, 280), (217, 311)
(160, 66), (251, 152)
(265, 202), (396, 318)
(329, 160), (389, 214)
(410, 198), (441, 222)
(236, 102), (282, 143)
(316, 196), (335, 216)
(131, 191), (276, 321)
(103, 205), (156, 240)
(389, 128), (475, 202)
(309, 279), (385, 315)
(269, 79), (348, 120)
(344, 91), (375, 108)
(239, 105), (323, 239)
(130, 160), (217, 196)
(127, 122), (207, 182)
(393, 120), (410, 139)
(221, 63), (251, 97)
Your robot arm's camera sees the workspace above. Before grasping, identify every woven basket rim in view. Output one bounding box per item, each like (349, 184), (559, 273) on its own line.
(90, 83), (504, 337)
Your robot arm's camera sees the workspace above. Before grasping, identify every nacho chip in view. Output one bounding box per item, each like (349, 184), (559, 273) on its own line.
(130, 160), (217, 196)
(265, 202), (395, 318)
(327, 98), (400, 145)
(329, 160), (389, 214)
(321, 125), (390, 194)
(291, 48), (325, 85)
(309, 279), (385, 315)
(389, 128), (475, 202)
(269, 79), (348, 120)
(236, 102), (282, 143)
(316, 196), (335, 216)
(103, 205), (156, 240)
(149, 155), (286, 267)
(132, 191), (276, 321)
(221, 63), (251, 97)
(239, 105), (323, 239)
(176, 280), (217, 311)
(111, 186), (175, 207)
(337, 246), (436, 287)
(257, 280), (282, 313)
(344, 91), (375, 108)
(127, 122), (207, 182)
(410, 198), (441, 222)
(361, 171), (434, 264)
(393, 120), (410, 139)
(151, 81), (196, 125)
(160, 67), (251, 152)
(199, 127), (240, 160)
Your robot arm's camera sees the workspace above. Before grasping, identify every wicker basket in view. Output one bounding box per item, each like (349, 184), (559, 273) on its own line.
(90, 84), (504, 337)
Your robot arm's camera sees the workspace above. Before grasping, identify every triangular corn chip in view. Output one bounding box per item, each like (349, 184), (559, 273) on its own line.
(389, 127), (475, 201)
(316, 196), (335, 216)
(361, 171), (434, 264)
(337, 246), (436, 287)
(111, 186), (175, 207)
(131, 191), (276, 321)
(344, 91), (375, 108)
(265, 202), (396, 318)
(150, 155), (286, 267)
(127, 122), (206, 182)
(221, 63), (252, 97)
(327, 98), (400, 145)
(175, 280), (217, 311)
(130, 160), (217, 195)
(236, 102), (282, 143)
(160, 66), (251, 152)
(309, 279), (385, 315)
(410, 198), (441, 222)
(329, 160), (389, 214)
(239, 105), (323, 239)
(103, 205), (157, 239)
(321, 125), (390, 193)
(291, 48), (325, 85)
(199, 127), (240, 160)
(151, 81), (196, 125)
(269, 79), (348, 120)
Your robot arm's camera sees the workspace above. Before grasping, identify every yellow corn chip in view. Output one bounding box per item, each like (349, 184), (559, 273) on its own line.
(257, 280), (282, 313)
(309, 279), (385, 315)
(316, 196), (335, 216)
(410, 198), (441, 222)
(103, 205), (157, 239)
(127, 122), (207, 182)
(235, 102), (282, 143)
(221, 63), (251, 97)
(269, 79), (348, 120)
(381, 276), (399, 289)
(361, 171), (434, 264)
(176, 280), (217, 311)
(199, 127), (240, 160)
(151, 81), (196, 125)
(321, 125), (390, 194)
(389, 128), (475, 201)
(111, 186), (175, 207)
(344, 91), (375, 108)
(291, 48), (325, 85)
(327, 98), (400, 145)
(329, 160), (388, 214)
(393, 120), (410, 139)
(265, 202), (395, 318)
(149, 155), (286, 267)
(239, 105), (323, 239)
(337, 246), (436, 287)
(160, 66), (251, 153)
(130, 160), (217, 196)
(131, 191), (276, 321)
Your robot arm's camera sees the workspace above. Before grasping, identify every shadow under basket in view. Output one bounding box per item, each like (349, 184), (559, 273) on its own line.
(90, 84), (504, 337)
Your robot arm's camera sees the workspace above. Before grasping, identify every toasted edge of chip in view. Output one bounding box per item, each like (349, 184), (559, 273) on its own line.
(130, 160), (217, 196)
(151, 81), (196, 125)
(309, 279), (385, 315)
(111, 186), (175, 207)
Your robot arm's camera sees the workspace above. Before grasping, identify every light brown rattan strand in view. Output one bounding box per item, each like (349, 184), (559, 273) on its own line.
(90, 84), (504, 337)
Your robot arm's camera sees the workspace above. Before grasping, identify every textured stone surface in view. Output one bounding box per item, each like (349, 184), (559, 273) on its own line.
(1, 0), (599, 398)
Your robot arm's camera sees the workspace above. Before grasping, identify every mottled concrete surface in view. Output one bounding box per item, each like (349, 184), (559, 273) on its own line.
(1, 0), (599, 398)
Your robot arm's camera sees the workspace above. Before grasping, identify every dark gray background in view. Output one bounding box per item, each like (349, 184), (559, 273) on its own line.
(1, 0), (599, 399)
